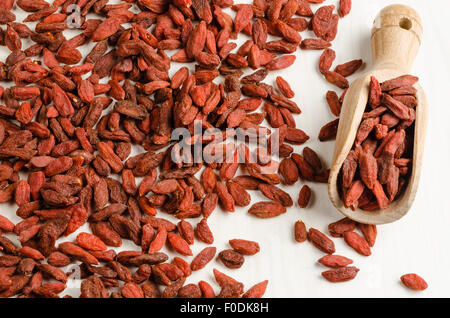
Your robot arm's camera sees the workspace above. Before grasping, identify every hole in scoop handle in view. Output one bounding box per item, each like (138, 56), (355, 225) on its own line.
(371, 4), (423, 72)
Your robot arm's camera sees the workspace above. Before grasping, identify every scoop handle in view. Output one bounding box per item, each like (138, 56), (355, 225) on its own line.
(371, 4), (423, 72)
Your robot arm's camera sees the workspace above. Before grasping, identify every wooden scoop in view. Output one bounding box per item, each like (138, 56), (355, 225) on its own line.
(328, 4), (428, 225)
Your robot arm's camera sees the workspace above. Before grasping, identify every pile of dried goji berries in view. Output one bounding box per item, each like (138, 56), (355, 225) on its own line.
(295, 71), (425, 287)
(339, 75), (418, 211)
(0, 0), (427, 298)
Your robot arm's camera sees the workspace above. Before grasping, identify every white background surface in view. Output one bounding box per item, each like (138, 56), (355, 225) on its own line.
(1, 0), (449, 298)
